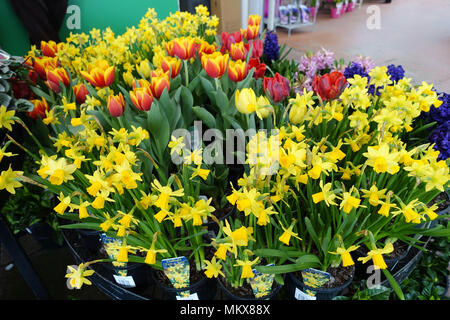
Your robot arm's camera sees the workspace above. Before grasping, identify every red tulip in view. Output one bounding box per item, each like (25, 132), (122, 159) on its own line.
(80, 60), (115, 88)
(248, 58), (266, 79)
(150, 70), (170, 99)
(229, 41), (247, 61)
(220, 31), (243, 54)
(73, 83), (89, 104)
(46, 67), (70, 93)
(227, 59), (248, 82)
(312, 71), (347, 101)
(263, 72), (291, 103)
(245, 24), (260, 40)
(201, 52), (229, 79)
(160, 56), (181, 79)
(198, 41), (217, 60)
(170, 37), (199, 60)
(40, 40), (59, 57)
(248, 14), (261, 27)
(132, 79), (151, 90)
(28, 70), (38, 84)
(130, 86), (153, 111)
(28, 97), (49, 120)
(247, 39), (263, 59)
(11, 78), (33, 99)
(32, 56), (59, 80)
(107, 93), (125, 117)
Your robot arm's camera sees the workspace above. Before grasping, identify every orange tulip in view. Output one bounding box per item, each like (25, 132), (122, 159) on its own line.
(165, 40), (175, 57)
(80, 60), (115, 88)
(170, 37), (199, 60)
(227, 59), (248, 82)
(28, 97), (49, 120)
(33, 56), (59, 80)
(150, 71), (170, 99)
(46, 67), (70, 93)
(40, 40), (59, 57)
(73, 83), (89, 104)
(130, 86), (153, 111)
(245, 24), (260, 40)
(132, 79), (151, 90)
(198, 41), (217, 60)
(229, 41), (247, 61)
(160, 56), (181, 79)
(201, 52), (229, 79)
(107, 93), (125, 117)
(248, 14), (261, 26)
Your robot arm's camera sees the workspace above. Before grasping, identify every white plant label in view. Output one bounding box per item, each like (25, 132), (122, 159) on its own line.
(113, 275), (136, 288)
(294, 287), (317, 300)
(176, 293), (199, 300)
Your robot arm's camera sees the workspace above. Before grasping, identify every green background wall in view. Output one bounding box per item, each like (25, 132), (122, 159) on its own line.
(0, 0), (179, 56)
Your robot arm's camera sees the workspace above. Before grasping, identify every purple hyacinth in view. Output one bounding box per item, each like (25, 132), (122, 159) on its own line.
(429, 120), (450, 160)
(427, 92), (450, 124)
(263, 31), (280, 62)
(353, 55), (375, 72)
(387, 64), (405, 83)
(343, 62), (369, 79)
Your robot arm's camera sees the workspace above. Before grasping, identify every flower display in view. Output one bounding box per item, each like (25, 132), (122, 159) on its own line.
(1, 5), (448, 301)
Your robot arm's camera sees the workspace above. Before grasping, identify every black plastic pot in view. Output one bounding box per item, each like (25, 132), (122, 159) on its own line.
(217, 276), (283, 300)
(102, 261), (152, 292)
(152, 270), (217, 300)
(286, 266), (355, 300)
(76, 229), (102, 253)
(27, 222), (63, 249)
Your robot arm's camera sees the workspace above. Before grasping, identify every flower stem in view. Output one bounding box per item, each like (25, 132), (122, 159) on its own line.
(183, 60), (189, 87)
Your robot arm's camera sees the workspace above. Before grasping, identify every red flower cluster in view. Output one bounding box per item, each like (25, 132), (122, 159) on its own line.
(312, 71), (347, 101)
(263, 73), (291, 102)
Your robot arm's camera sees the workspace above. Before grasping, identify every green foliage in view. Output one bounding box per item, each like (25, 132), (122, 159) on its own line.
(0, 154), (56, 235)
(264, 44), (299, 83)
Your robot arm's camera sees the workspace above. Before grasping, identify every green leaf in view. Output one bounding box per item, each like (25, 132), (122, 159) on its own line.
(382, 269), (405, 300)
(180, 86), (194, 126)
(417, 225), (450, 237)
(214, 89), (229, 114)
(158, 89), (180, 130)
(146, 99), (170, 160)
(254, 256), (320, 275)
(192, 106), (216, 129)
(30, 86), (55, 104)
(200, 76), (216, 104)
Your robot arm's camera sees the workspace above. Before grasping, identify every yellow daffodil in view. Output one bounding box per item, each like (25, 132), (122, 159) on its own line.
(278, 220), (301, 246)
(53, 192), (72, 215)
(329, 245), (360, 267)
(204, 257), (225, 278)
(190, 165), (210, 180)
(0, 105), (16, 131)
(65, 263), (95, 289)
(0, 165), (23, 194)
(312, 180), (338, 206)
(151, 179), (184, 210)
(234, 257), (260, 279)
(357, 242), (394, 270)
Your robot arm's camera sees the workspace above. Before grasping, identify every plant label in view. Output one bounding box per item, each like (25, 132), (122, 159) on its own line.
(176, 293), (199, 300)
(162, 256), (191, 297)
(295, 287), (317, 300)
(113, 275), (136, 288)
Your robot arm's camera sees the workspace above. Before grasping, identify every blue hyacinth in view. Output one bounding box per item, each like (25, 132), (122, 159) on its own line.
(386, 64), (405, 83)
(263, 31), (279, 62)
(429, 120), (450, 160)
(343, 62), (369, 79)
